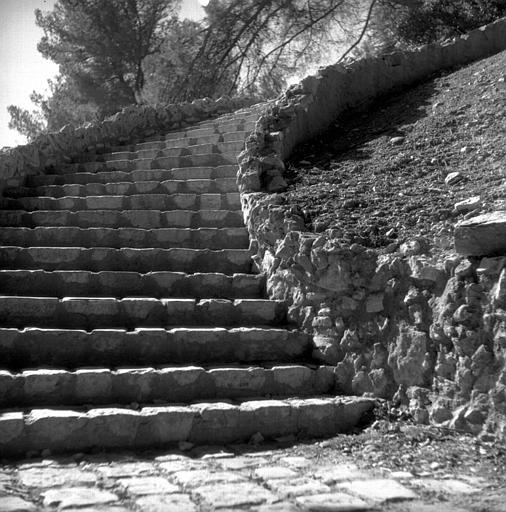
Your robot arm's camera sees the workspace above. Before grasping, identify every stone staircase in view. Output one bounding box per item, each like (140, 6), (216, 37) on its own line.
(0, 108), (373, 457)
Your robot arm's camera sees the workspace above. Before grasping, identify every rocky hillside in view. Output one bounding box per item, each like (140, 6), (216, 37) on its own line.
(285, 49), (506, 251)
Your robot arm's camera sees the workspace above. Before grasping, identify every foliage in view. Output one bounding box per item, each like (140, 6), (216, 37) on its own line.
(35, 0), (179, 115)
(371, 0), (506, 49)
(7, 76), (100, 141)
(142, 18), (238, 103)
(174, 0), (365, 98)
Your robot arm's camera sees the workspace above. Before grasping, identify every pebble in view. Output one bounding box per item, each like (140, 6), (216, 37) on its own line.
(445, 171), (464, 186)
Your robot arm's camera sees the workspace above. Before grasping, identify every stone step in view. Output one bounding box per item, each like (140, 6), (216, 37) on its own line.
(0, 396), (374, 456)
(0, 270), (264, 298)
(0, 209), (244, 229)
(0, 246), (252, 272)
(0, 296), (285, 329)
(0, 327), (309, 368)
(27, 166), (238, 187)
(52, 153), (237, 175)
(5, 178), (238, 198)
(0, 227), (249, 249)
(132, 131), (249, 152)
(104, 141), (245, 162)
(0, 364), (336, 408)
(8, 193), (241, 211)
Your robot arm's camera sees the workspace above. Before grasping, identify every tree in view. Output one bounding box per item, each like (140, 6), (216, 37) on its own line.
(36, 0), (180, 115)
(174, 0), (366, 99)
(8, 76), (100, 141)
(142, 18), (239, 104)
(363, 0), (506, 54)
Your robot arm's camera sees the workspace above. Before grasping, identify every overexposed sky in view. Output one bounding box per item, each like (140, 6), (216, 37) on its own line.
(0, 0), (206, 148)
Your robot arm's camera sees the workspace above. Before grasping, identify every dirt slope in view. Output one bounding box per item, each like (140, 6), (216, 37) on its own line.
(285, 49), (506, 251)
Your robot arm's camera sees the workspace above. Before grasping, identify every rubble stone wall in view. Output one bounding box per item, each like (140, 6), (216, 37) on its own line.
(237, 18), (506, 439)
(0, 95), (259, 195)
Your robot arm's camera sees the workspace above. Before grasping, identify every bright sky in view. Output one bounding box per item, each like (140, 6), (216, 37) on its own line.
(0, 0), (206, 149)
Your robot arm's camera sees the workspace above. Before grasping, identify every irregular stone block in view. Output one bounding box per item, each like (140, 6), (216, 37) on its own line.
(455, 211), (506, 256)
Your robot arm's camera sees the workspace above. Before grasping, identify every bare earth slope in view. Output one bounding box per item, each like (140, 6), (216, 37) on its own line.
(286, 49), (506, 250)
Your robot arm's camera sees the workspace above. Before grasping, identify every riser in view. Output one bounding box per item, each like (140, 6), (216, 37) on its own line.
(0, 397), (375, 456)
(0, 297), (285, 329)
(0, 227), (249, 250)
(0, 327), (309, 368)
(5, 178), (238, 198)
(0, 365), (335, 407)
(8, 193), (241, 211)
(0, 270), (264, 299)
(149, 131), (248, 149)
(26, 166), (238, 187)
(0, 210), (245, 229)
(0, 247), (252, 273)
(104, 141), (245, 162)
(53, 153), (237, 174)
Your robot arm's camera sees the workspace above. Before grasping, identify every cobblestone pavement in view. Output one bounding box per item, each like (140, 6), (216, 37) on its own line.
(1, 439), (504, 512)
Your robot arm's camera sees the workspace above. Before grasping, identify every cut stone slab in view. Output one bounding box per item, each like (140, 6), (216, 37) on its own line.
(42, 487), (118, 509)
(338, 479), (417, 503)
(18, 467), (97, 488)
(295, 492), (370, 511)
(135, 494), (198, 512)
(195, 482), (276, 508)
(0, 496), (37, 512)
(455, 211), (506, 256)
(117, 476), (180, 496)
(411, 478), (480, 495)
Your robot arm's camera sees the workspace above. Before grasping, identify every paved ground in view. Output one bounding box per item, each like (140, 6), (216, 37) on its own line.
(1, 434), (505, 512)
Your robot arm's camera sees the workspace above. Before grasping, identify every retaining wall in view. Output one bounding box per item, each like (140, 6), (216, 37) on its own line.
(237, 18), (506, 439)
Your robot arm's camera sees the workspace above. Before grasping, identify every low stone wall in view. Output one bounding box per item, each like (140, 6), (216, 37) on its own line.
(0, 95), (259, 195)
(238, 18), (506, 439)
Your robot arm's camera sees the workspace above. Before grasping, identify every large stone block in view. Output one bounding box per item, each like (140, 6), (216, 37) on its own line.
(455, 211), (506, 256)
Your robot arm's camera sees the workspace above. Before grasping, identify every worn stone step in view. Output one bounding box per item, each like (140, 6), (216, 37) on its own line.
(0, 327), (309, 368)
(0, 297), (285, 329)
(0, 397), (375, 456)
(0, 227), (249, 249)
(0, 246), (252, 272)
(0, 364), (336, 407)
(0, 270), (264, 298)
(27, 166), (238, 187)
(102, 141), (245, 163)
(0, 209), (244, 229)
(5, 178), (238, 198)
(52, 153), (237, 174)
(105, 142), (219, 162)
(9, 193), (241, 211)
(139, 131), (248, 150)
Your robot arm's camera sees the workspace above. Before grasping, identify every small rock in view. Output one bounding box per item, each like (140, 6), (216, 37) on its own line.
(390, 136), (405, 145)
(454, 196), (482, 214)
(178, 441), (194, 452)
(445, 172), (464, 186)
(40, 448), (51, 458)
(249, 432), (264, 445)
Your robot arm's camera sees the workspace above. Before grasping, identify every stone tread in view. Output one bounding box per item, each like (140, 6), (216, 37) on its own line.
(5, 192), (241, 211)
(101, 140), (245, 162)
(51, 152), (237, 174)
(0, 226), (249, 249)
(0, 246), (252, 272)
(26, 165), (238, 187)
(0, 327), (310, 368)
(0, 209), (245, 228)
(0, 396), (375, 456)
(0, 270), (264, 298)
(4, 178), (239, 198)
(0, 296), (285, 328)
(0, 364), (336, 407)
